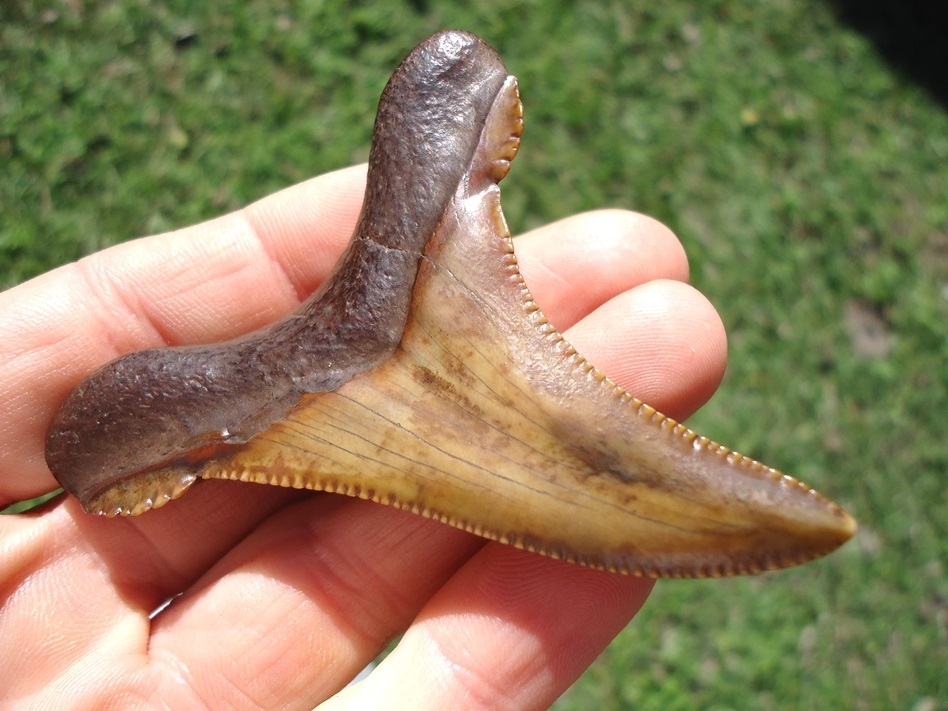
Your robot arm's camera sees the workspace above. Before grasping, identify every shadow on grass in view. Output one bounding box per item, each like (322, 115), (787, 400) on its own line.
(827, 0), (948, 107)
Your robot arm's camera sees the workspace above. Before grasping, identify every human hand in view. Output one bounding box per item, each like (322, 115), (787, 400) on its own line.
(0, 165), (726, 709)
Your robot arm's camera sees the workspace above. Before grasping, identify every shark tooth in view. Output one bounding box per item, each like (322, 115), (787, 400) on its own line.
(45, 30), (855, 578)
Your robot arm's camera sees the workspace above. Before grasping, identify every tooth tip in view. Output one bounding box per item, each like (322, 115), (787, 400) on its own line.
(838, 509), (858, 539)
(824, 506), (858, 549)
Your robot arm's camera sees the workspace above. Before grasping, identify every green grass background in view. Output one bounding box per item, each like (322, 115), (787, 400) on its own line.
(2, 1), (945, 708)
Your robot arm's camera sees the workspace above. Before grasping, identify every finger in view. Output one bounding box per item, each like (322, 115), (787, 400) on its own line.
(563, 279), (727, 419)
(146, 499), (482, 708)
(0, 486), (315, 701)
(326, 547), (653, 711)
(514, 209), (689, 331)
(0, 496), (483, 707)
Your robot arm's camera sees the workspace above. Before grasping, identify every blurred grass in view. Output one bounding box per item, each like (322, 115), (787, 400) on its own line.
(1, 0), (945, 709)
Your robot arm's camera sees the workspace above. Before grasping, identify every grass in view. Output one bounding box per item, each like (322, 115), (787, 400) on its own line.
(2, 0), (946, 708)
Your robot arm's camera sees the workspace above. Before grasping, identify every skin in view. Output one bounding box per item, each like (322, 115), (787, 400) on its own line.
(0, 165), (721, 709)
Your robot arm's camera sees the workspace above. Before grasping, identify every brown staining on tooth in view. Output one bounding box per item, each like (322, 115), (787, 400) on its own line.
(45, 30), (855, 578)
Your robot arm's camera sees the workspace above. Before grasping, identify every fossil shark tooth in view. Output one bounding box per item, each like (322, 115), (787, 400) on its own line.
(45, 30), (855, 578)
